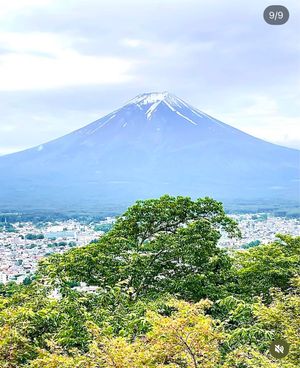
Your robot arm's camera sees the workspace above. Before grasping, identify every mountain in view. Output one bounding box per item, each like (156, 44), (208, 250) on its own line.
(0, 92), (299, 213)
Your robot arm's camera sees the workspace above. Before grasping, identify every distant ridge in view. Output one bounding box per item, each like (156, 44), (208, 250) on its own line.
(0, 92), (299, 212)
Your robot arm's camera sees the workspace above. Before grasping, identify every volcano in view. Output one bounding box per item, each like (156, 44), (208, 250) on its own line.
(0, 92), (299, 213)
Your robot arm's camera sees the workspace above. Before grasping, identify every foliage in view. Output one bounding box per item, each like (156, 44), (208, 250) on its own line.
(87, 299), (222, 368)
(38, 195), (240, 301)
(222, 346), (281, 368)
(234, 234), (300, 298)
(253, 277), (300, 366)
(0, 325), (36, 368)
(0, 196), (299, 367)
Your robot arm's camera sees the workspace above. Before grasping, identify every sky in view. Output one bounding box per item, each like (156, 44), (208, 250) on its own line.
(0, 0), (299, 155)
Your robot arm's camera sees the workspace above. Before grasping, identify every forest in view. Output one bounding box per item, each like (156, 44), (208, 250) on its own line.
(0, 195), (299, 367)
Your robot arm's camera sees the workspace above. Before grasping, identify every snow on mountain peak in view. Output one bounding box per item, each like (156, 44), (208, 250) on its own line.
(81, 92), (209, 136)
(126, 91), (199, 121)
(127, 91), (191, 109)
(128, 91), (172, 106)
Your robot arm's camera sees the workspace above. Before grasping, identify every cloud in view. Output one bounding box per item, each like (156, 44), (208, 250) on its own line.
(0, 31), (68, 55)
(121, 39), (143, 48)
(0, 0), (53, 17)
(0, 32), (137, 91)
(208, 95), (300, 149)
(0, 51), (135, 90)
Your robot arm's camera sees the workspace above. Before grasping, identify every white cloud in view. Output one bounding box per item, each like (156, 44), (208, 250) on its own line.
(121, 38), (142, 48)
(0, 32), (137, 90)
(0, 124), (16, 133)
(0, 31), (69, 55)
(0, 52), (135, 90)
(209, 95), (300, 149)
(0, 0), (54, 18)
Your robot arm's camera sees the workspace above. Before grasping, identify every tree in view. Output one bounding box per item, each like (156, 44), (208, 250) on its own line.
(27, 343), (92, 368)
(216, 276), (300, 367)
(253, 276), (300, 367)
(38, 195), (240, 302)
(234, 235), (300, 299)
(222, 346), (280, 368)
(0, 325), (36, 368)
(87, 299), (223, 368)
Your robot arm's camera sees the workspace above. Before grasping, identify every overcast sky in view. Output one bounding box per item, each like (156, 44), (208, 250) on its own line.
(0, 0), (299, 155)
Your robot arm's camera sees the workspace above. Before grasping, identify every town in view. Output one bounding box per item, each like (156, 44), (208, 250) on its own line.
(0, 214), (299, 284)
(0, 216), (115, 284)
(219, 213), (300, 248)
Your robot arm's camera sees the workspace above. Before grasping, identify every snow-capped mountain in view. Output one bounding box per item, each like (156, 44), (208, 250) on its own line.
(0, 92), (299, 212)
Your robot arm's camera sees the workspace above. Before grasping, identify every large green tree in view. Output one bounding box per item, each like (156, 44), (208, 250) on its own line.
(38, 195), (240, 301)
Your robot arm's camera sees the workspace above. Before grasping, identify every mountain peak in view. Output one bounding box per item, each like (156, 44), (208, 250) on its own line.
(128, 91), (173, 106)
(127, 91), (190, 110)
(125, 91), (196, 120)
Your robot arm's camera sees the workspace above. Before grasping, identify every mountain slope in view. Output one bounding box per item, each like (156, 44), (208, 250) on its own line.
(0, 92), (299, 212)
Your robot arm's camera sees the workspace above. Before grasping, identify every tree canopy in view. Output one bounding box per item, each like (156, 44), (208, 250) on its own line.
(38, 195), (240, 301)
(0, 195), (299, 367)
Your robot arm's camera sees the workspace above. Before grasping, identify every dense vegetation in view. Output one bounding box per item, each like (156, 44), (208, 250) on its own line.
(0, 195), (299, 367)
